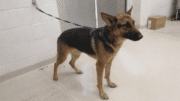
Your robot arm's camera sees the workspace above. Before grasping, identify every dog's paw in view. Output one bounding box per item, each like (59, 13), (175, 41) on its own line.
(53, 76), (58, 81)
(108, 82), (117, 88)
(100, 91), (109, 100)
(76, 70), (83, 74)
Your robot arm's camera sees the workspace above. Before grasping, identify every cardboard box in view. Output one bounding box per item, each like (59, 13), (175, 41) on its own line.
(148, 16), (166, 30)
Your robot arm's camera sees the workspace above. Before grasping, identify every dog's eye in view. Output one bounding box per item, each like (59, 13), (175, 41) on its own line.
(114, 18), (117, 22)
(109, 18), (112, 23)
(126, 22), (131, 28)
(117, 24), (121, 28)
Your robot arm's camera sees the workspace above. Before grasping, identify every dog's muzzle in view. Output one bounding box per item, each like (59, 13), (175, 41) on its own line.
(123, 30), (143, 41)
(137, 32), (143, 39)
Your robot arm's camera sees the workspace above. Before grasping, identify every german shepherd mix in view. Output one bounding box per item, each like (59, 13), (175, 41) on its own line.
(53, 6), (143, 99)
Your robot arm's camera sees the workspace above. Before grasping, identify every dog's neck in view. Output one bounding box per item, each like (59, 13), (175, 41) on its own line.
(103, 26), (125, 46)
(95, 26), (124, 53)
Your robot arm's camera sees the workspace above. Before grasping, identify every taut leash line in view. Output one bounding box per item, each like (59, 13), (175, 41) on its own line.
(32, 0), (94, 29)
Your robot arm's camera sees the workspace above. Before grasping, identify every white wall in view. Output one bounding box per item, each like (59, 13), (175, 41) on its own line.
(140, 0), (174, 26)
(131, 0), (141, 28)
(0, 0), (61, 76)
(57, 0), (96, 32)
(57, 0), (126, 31)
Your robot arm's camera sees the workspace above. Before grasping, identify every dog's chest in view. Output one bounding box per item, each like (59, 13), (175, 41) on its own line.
(110, 43), (123, 57)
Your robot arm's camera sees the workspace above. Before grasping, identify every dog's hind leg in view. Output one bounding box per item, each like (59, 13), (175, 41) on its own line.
(53, 41), (71, 81)
(69, 49), (83, 74)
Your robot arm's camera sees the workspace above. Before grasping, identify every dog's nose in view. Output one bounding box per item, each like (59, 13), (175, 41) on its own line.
(138, 34), (143, 39)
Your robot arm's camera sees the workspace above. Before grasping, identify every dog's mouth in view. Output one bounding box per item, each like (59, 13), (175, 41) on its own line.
(131, 33), (143, 41)
(123, 31), (143, 41)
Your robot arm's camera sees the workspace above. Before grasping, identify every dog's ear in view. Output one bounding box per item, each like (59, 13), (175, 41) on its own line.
(126, 6), (133, 15)
(101, 12), (115, 26)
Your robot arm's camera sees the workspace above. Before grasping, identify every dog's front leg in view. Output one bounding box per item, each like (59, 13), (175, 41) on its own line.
(96, 60), (109, 99)
(105, 60), (117, 88)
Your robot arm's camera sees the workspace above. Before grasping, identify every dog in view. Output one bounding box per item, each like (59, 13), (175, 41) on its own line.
(53, 6), (143, 99)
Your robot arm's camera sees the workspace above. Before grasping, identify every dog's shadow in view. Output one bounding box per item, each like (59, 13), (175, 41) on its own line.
(55, 62), (98, 96)
(56, 71), (83, 90)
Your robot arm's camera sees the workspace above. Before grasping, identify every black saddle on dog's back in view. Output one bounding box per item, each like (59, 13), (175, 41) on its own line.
(58, 26), (114, 55)
(58, 27), (96, 55)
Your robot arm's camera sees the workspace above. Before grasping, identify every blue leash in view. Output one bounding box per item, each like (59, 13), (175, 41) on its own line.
(32, 0), (94, 29)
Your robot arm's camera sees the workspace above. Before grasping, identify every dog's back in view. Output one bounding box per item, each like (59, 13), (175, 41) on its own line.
(58, 27), (96, 55)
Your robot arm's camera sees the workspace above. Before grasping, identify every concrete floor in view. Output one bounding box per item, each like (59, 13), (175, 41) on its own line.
(0, 20), (180, 101)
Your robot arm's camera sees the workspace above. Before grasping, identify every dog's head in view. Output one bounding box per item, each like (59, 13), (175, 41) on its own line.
(101, 6), (143, 41)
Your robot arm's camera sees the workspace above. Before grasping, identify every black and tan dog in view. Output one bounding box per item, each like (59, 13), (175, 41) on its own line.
(53, 6), (143, 99)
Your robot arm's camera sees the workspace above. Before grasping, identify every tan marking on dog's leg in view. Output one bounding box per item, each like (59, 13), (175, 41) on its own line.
(53, 41), (71, 81)
(105, 60), (117, 88)
(96, 60), (109, 99)
(69, 49), (83, 74)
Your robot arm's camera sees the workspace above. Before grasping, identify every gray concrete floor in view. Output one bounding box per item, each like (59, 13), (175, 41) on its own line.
(0, 20), (180, 101)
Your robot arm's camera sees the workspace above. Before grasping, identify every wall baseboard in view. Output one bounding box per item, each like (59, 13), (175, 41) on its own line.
(139, 25), (147, 29)
(0, 56), (56, 83)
